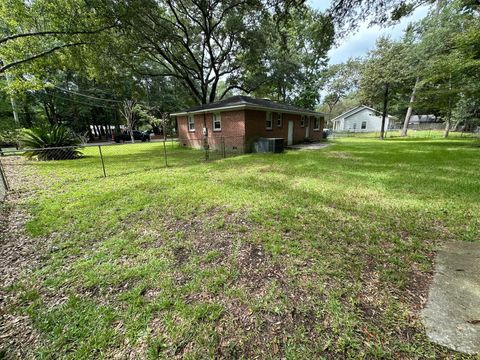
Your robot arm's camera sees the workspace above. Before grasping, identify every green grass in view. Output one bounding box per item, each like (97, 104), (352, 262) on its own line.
(333, 129), (480, 139)
(3, 137), (480, 359)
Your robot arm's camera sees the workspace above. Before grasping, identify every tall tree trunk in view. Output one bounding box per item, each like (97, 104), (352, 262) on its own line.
(43, 101), (54, 125)
(444, 113), (451, 138)
(4, 72), (20, 125)
(48, 98), (58, 124)
(401, 77), (419, 137)
(444, 74), (452, 138)
(129, 128), (135, 144)
(23, 103), (33, 127)
(380, 83), (389, 140)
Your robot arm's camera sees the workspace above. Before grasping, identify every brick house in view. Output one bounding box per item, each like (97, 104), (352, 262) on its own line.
(171, 96), (325, 152)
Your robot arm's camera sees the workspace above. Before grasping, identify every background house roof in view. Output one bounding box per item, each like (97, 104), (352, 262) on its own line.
(331, 105), (395, 121)
(410, 115), (441, 124)
(171, 95), (323, 116)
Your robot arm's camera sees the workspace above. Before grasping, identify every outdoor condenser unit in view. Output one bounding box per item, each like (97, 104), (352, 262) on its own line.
(253, 138), (284, 153)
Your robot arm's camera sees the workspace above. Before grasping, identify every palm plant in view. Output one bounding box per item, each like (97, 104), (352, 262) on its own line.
(20, 125), (82, 160)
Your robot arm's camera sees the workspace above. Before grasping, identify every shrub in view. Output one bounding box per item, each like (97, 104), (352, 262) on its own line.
(0, 118), (21, 148)
(20, 125), (82, 161)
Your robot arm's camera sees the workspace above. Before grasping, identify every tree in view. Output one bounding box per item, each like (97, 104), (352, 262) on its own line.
(359, 37), (414, 139)
(320, 59), (361, 120)
(120, 100), (137, 144)
(327, 0), (479, 30)
(452, 96), (480, 132)
(0, 0), (117, 74)
(398, 28), (424, 137)
(328, 0), (435, 32)
(91, 0), (265, 105)
(91, 0), (334, 106)
(400, 76), (419, 136)
(413, 0), (480, 137)
(1, 0), (335, 114)
(248, 7), (334, 108)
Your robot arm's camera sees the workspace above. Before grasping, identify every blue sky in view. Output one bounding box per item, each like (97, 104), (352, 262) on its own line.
(308, 0), (430, 64)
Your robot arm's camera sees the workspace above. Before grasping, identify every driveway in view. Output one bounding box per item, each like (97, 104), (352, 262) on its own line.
(422, 241), (480, 355)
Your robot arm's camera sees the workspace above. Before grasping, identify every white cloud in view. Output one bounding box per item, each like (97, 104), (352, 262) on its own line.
(307, 1), (430, 64)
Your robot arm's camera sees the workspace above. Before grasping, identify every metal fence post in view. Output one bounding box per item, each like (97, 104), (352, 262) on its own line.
(0, 158), (9, 192)
(222, 137), (226, 158)
(163, 137), (168, 167)
(204, 136), (209, 161)
(98, 145), (107, 177)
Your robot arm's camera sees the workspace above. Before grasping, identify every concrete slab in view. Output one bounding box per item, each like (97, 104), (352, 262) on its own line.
(287, 143), (330, 150)
(422, 241), (480, 355)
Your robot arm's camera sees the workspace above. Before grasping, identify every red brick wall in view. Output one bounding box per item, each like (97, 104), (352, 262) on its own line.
(177, 110), (246, 151)
(244, 110), (325, 147)
(308, 116), (325, 141)
(177, 109), (325, 152)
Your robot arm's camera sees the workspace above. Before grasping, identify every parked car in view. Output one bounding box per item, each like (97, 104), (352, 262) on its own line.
(113, 130), (150, 143)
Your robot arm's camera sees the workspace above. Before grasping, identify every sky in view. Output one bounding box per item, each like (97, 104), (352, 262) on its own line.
(308, 0), (430, 64)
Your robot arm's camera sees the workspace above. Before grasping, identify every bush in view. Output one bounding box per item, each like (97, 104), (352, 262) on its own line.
(0, 128), (21, 148)
(0, 117), (21, 148)
(20, 125), (82, 161)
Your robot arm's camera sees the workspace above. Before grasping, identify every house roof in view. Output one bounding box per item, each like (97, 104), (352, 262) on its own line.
(331, 105), (394, 122)
(171, 95), (324, 116)
(410, 115), (441, 123)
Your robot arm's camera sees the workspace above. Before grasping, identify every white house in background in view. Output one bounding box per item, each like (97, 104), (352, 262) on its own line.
(331, 105), (394, 132)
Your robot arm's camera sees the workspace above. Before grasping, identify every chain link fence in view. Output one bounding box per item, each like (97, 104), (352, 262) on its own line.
(330, 129), (480, 139)
(0, 136), (244, 193)
(0, 157), (8, 200)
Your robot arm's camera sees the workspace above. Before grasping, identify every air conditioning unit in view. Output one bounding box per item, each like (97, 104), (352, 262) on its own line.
(253, 138), (284, 153)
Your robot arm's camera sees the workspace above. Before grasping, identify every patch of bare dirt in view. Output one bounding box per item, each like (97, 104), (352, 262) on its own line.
(122, 209), (326, 358)
(0, 157), (50, 359)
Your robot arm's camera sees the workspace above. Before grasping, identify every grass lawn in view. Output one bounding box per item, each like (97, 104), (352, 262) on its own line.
(2, 136), (479, 359)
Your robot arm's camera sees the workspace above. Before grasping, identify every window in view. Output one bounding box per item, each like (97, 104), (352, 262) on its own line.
(300, 115), (306, 127)
(313, 117), (320, 130)
(188, 115), (195, 132)
(361, 121), (367, 130)
(277, 113), (283, 127)
(353, 123), (357, 130)
(212, 113), (221, 131)
(266, 112), (273, 130)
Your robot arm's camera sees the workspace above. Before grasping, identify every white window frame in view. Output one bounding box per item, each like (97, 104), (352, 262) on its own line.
(212, 112), (221, 131)
(187, 115), (195, 132)
(266, 112), (273, 130)
(300, 115), (306, 128)
(361, 121), (367, 130)
(313, 117), (320, 131)
(277, 113), (283, 127)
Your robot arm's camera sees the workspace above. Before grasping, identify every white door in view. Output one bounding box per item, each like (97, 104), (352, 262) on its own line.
(287, 121), (293, 145)
(305, 118), (310, 139)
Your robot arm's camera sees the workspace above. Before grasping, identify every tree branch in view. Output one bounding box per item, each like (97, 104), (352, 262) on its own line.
(0, 24), (117, 45)
(219, 84), (251, 99)
(0, 42), (90, 73)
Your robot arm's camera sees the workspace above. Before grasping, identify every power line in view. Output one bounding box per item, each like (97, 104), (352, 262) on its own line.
(53, 94), (119, 110)
(53, 85), (122, 103)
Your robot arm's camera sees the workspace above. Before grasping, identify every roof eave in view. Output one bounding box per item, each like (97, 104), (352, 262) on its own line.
(171, 104), (324, 117)
(331, 106), (363, 121)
